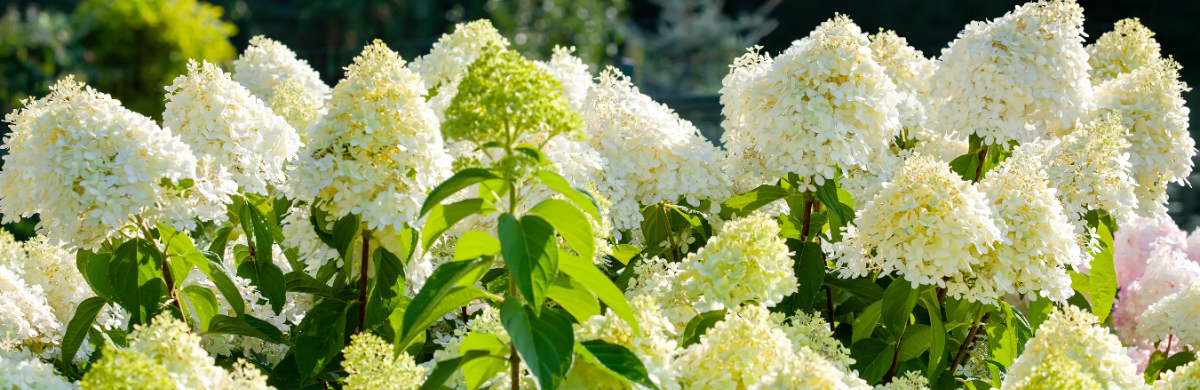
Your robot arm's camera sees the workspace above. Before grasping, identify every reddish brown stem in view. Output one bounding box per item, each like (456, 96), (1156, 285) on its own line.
(952, 312), (991, 372)
(883, 327), (907, 384)
(357, 232), (370, 333)
(973, 147), (988, 183)
(800, 197), (815, 240)
(826, 287), (836, 334)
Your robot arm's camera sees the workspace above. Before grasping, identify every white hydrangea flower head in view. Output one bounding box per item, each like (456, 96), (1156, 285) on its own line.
(832, 154), (1003, 301)
(869, 29), (935, 96)
(931, 0), (1093, 144)
(1136, 283), (1200, 349)
(1088, 18), (1162, 84)
(293, 40), (454, 231)
(269, 79), (323, 140)
(774, 310), (854, 371)
(165, 59), (301, 195)
(1017, 112), (1138, 230)
(82, 314), (272, 390)
(873, 372), (930, 390)
(1154, 360), (1200, 390)
(840, 149), (907, 203)
(0, 265), (62, 358)
(1001, 347), (1105, 390)
(751, 346), (872, 390)
(0, 348), (77, 390)
(1094, 58), (1195, 217)
(679, 213), (797, 310)
(0, 76), (209, 250)
(625, 256), (704, 330)
(544, 136), (606, 190)
(976, 153), (1080, 303)
(232, 35), (330, 103)
(1113, 238), (1200, 347)
(721, 15), (901, 191)
(535, 46), (593, 112)
(583, 68), (732, 231)
(341, 332), (426, 390)
(914, 134), (969, 162)
(574, 295), (681, 390)
(411, 19), (509, 121)
(1002, 306), (1146, 390)
(674, 305), (801, 389)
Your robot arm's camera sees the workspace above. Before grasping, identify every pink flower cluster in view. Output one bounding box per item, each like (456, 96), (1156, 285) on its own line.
(1111, 216), (1200, 371)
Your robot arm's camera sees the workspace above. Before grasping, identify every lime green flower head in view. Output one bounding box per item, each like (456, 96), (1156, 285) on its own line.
(443, 47), (584, 149)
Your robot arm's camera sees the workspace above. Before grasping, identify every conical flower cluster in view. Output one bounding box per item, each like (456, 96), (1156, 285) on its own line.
(679, 213), (797, 310)
(721, 15), (900, 190)
(833, 154), (1003, 301)
(583, 68), (731, 230)
(164, 59), (302, 195)
(410, 19), (509, 120)
(292, 40), (454, 231)
(1002, 306), (1145, 390)
(931, 0), (1093, 143)
(1094, 58), (1195, 217)
(1088, 18), (1162, 84)
(232, 35), (330, 103)
(0, 77), (221, 250)
(535, 45), (594, 112)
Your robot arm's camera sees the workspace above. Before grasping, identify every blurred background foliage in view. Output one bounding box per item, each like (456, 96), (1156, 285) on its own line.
(2, 0), (1200, 239)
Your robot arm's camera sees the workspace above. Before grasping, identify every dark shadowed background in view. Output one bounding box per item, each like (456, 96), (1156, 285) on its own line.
(3, 0), (1199, 238)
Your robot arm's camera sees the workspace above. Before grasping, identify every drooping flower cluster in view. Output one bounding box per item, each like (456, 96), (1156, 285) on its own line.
(0, 77), (221, 250)
(584, 68), (731, 230)
(931, 0), (1092, 143)
(1002, 306), (1146, 390)
(165, 59), (301, 195)
(720, 15), (900, 190)
(1017, 112), (1138, 228)
(341, 333), (426, 390)
(1094, 58), (1195, 217)
(79, 315), (272, 390)
(679, 213), (797, 310)
(1088, 18), (1162, 84)
(232, 35), (330, 104)
(833, 154), (1003, 302)
(1136, 283), (1200, 349)
(976, 153), (1080, 303)
(292, 40), (454, 231)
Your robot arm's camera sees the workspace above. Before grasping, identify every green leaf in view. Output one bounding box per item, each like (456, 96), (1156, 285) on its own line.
(919, 295), (946, 384)
(538, 169), (601, 221)
(949, 152), (981, 182)
(109, 241), (147, 324)
(454, 231), (501, 261)
(240, 199), (288, 314)
(1085, 210), (1118, 323)
(558, 250), (640, 335)
(851, 338), (895, 385)
(206, 314), (287, 344)
(181, 286), (219, 331)
(84, 253), (114, 300)
(514, 143), (547, 163)
(852, 301), (882, 343)
(824, 275), (884, 303)
(1146, 351), (1197, 384)
(547, 275), (601, 322)
(284, 271), (333, 296)
(719, 184), (792, 219)
(1026, 296), (1053, 333)
(815, 176), (849, 228)
(365, 247), (407, 331)
(882, 276), (919, 334)
(500, 298), (575, 390)
(400, 258), (494, 350)
(331, 213), (361, 260)
(420, 350), (493, 390)
(60, 297), (107, 370)
(420, 168), (502, 217)
(459, 333), (510, 390)
(610, 245), (641, 265)
(208, 226), (233, 259)
(787, 239), (825, 312)
(498, 213), (558, 312)
(898, 324), (933, 362)
(578, 340), (660, 390)
(422, 198), (498, 251)
(1067, 270), (1091, 293)
(191, 251), (245, 317)
(294, 291), (354, 377)
(529, 198), (595, 260)
(680, 309), (727, 348)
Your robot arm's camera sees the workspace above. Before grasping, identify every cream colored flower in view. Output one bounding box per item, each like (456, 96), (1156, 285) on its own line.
(270, 79), (323, 139)
(292, 40), (454, 231)
(1137, 283), (1200, 349)
(873, 372), (930, 390)
(1088, 18), (1162, 84)
(341, 333), (426, 390)
(721, 15), (900, 190)
(1154, 360), (1200, 390)
(679, 213), (797, 310)
(0, 348), (77, 390)
(1094, 58), (1195, 217)
(931, 0), (1092, 144)
(535, 46), (593, 112)
(1002, 306), (1147, 390)
(233, 35), (329, 103)
(165, 59), (301, 195)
